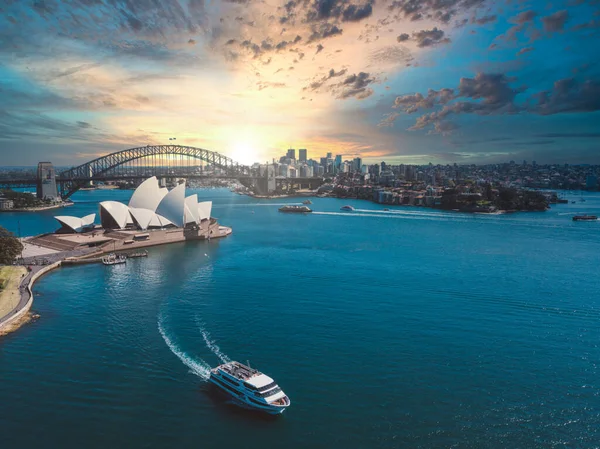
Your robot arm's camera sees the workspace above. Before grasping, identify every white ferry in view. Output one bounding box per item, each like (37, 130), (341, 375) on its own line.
(209, 361), (291, 414)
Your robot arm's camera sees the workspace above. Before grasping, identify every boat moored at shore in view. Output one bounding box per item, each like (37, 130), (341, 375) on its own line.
(102, 254), (127, 265)
(209, 361), (290, 414)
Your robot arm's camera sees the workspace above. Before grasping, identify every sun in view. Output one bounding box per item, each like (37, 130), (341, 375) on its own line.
(230, 141), (260, 166)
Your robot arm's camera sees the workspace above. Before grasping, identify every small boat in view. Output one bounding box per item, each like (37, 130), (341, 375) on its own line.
(383, 208), (390, 211)
(571, 201), (577, 204)
(340, 205), (355, 211)
(102, 253), (127, 265)
(302, 200), (312, 205)
(209, 361), (290, 414)
(279, 205), (312, 213)
(127, 250), (148, 258)
(572, 215), (598, 221)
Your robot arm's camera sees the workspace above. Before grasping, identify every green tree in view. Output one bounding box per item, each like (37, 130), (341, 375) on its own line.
(0, 226), (23, 264)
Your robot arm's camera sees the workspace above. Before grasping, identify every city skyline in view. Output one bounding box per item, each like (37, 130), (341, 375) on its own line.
(1, 0), (599, 166)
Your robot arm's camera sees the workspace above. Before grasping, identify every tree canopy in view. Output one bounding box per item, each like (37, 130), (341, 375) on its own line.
(0, 226), (23, 264)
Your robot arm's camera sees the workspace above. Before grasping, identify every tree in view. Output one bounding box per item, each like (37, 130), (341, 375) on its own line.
(0, 226), (23, 264)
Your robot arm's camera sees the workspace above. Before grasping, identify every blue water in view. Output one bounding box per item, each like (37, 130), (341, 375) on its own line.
(1, 189), (600, 448)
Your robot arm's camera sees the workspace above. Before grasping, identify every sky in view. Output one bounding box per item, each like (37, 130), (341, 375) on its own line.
(0, 0), (599, 167)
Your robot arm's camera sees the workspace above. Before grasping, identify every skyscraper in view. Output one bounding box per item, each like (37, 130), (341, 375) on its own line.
(299, 149), (307, 162)
(37, 162), (58, 200)
(287, 148), (296, 160)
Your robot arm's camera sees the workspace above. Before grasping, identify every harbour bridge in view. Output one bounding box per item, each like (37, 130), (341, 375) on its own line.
(0, 145), (323, 197)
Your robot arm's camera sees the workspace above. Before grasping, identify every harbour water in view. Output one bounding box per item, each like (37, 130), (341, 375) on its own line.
(1, 189), (600, 448)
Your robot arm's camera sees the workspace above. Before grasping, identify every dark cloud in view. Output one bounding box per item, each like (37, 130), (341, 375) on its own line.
(396, 33), (410, 42)
(501, 10), (537, 42)
(541, 10), (569, 32)
(307, 23), (343, 42)
(472, 14), (497, 25)
(77, 121), (92, 128)
(412, 27), (450, 47)
(305, 0), (374, 23)
(342, 2), (374, 22)
(534, 77), (600, 115)
(391, 73), (525, 132)
(316, 44), (325, 54)
(188, 39), (196, 45)
(337, 72), (375, 99)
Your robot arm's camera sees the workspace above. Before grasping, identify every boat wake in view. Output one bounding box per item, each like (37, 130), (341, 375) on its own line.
(196, 318), (231, 364)
(158, 314), (211, 380)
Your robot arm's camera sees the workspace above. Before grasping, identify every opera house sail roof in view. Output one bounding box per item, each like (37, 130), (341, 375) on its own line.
(54, 214), (96, 233)
(87, 176), (212, 232)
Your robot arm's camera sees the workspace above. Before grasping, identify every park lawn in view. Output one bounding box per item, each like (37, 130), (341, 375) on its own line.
(0, 266), (27, 320)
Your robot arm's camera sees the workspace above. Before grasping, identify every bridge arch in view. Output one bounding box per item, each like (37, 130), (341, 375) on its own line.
(58, 145), (250, 198)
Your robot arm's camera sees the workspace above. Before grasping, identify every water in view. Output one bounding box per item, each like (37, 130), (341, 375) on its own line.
(1, 189), (600, 448)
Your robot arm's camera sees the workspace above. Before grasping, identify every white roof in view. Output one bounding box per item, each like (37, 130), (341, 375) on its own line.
(156, 182), (186, 228)
(184, 194), (200, 225)
(99, 201), (131, 229)
(148, 213), (173, 228)
(54, 213), (96, 233)
(128, 176), (167, 212)
(129, 207), (155, 230)
(246, 374), (275, 389)
(197, 201), (212, 221)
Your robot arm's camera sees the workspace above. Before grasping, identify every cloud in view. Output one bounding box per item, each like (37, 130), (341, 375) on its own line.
(516, 46), (534, 56)
(188, 39), (196, 45)
(378, 112), (400, 127)
(412, 27), (450, 47)
(393, 73), (525, 132)
(307, 23), (344, 42)
(500, 10), (537, 42)
(304, 0), (374, 23)
(396, 33), (410, 42)
(541, 10), (569, 32)
(534, 77), (600, 115)
(316, 43), (325, 54)
(77, 121), (92, 128)
(336, 72), (375, 99)
(472, 15), (497, 25)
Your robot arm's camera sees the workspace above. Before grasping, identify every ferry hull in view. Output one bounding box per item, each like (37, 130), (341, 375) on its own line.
(208, 375), (289, 415)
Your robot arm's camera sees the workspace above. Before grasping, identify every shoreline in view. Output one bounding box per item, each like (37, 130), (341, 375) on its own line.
(238, 191), (547, 214)
(0, 262), (60, 336)
(0, 202), (74, 213)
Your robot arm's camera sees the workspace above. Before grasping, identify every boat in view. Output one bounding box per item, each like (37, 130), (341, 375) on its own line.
(383, 208), (390, 211)
(102, 253), (127, 265)
(340, 205), (355, 211)
(279, 205), (312, 213)
(209, 361), (291, 414)
(572, 215), (598, 221)
(127, 250), (148, 258)
(302, 200), (312, 205)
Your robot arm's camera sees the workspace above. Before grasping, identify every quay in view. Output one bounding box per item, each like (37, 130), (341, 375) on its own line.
(0, 175), (233, 335)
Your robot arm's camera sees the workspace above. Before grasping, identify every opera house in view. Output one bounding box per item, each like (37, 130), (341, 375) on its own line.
(54, 176), (213, 232)
(25, 177), (230, 258)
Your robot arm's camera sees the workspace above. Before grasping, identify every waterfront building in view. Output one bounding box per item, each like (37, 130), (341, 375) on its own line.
(334, 155), (342, 173)
(279, 164), (289, 177)
(353, 157), (362, 173)
(54, 214), (96, 233)
(299, 149), (307, 162)
(0, 198), (14, 210)
(36, 162), (58, 200)
(97, 176), (212, 231)
(586, 175), (598, 190)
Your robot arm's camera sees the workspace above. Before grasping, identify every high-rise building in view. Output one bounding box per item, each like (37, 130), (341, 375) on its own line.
(37, 162), (58, 200)
(299, 149), (307, 162)
(326, 152), (332, 159)
(353, 157), (362, 173)
(287, 148), (296, 160)
(334, 155), (342, 172)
